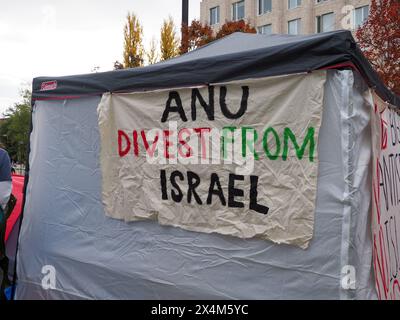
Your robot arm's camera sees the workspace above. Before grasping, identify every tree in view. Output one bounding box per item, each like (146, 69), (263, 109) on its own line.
(180, 19), (256, 54)
(123, 12), (144, 68)
(113, 61), (124, 70)
(356, 0), (400, 95)
(146, 37), (159, 65)
(160, 16), (180, 61)
(180, 19), (214, 54)
(215, 20), (257, 39)
(0, 88), (31, 165)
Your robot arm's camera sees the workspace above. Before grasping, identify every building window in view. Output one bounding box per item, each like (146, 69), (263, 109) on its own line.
(316, 12), (334, 33)
(288, 0), (301, 9)
(258, 0), (272, 15)
(258, 24), (272, 35)
(232, 1), (245, 21)
(210, 6), (220, 25)
(288, 19), (301, 35)
(354, 5), (369, 28)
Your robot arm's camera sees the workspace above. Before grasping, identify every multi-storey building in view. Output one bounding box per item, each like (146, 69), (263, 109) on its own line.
(200, 0), (371, 35)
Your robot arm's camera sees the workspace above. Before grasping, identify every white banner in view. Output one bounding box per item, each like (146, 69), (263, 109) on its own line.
(98, 71), (326, 249)
(371, 92), (400, 299)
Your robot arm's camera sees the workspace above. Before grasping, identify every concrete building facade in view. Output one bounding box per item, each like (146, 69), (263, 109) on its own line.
(200, 0), (371, 35)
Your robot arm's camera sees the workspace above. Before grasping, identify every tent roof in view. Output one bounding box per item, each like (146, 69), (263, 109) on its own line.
(32, 30), (399, 107)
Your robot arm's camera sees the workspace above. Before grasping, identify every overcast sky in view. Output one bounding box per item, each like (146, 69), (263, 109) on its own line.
(0, 0), (201, 115)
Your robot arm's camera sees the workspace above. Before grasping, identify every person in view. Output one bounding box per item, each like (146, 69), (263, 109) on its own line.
(0, 147), (12, 300)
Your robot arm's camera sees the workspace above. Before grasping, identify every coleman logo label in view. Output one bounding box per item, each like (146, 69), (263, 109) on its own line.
(40, 80), (57, 91)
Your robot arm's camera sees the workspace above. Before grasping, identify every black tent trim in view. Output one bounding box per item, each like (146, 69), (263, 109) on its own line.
(31, 30), (399, 108)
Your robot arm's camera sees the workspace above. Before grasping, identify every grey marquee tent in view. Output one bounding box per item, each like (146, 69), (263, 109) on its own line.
(12, 30), (400, 299)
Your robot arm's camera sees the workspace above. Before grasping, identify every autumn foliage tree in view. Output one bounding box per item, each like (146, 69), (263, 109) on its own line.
(181, 19), (257, 54)
(123, 12), (144, 68)
(160, 16), (180, 61)
(146, 37), (159, 65)
(356, 0), (400, 95)
(215, 20), (257, 39)
(180, 19), (214, 54)
(118, 14), (258, 66)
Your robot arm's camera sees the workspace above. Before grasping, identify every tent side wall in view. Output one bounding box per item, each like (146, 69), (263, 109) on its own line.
(15, 70), (376, 299)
